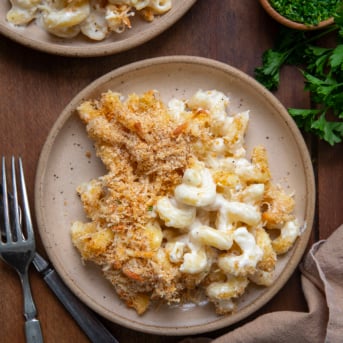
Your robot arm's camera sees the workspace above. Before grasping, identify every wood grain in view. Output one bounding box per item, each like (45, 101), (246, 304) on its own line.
(0, 1), (341, 342)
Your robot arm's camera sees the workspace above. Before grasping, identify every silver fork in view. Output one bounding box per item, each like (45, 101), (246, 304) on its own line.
(0, 156), (43, 343)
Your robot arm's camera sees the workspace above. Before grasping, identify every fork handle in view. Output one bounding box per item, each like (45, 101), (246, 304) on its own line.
(25, 319), (44, 343)
(20, 272), (44, 343)
(19, 275), (44, 343)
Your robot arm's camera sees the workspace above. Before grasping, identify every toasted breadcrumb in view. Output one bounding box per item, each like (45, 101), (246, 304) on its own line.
(73, 90), (196, 313)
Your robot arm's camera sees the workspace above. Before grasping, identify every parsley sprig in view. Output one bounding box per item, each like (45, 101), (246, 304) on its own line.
(255, 5), (343, 145)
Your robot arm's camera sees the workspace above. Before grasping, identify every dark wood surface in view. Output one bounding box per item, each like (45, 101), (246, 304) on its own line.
(0, 1), (342, 342)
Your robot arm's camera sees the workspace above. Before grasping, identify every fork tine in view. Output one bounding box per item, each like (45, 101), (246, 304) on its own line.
(18, 157), (34, 240)
(1, 157), (12, 243)
(11, 156), (24, 242)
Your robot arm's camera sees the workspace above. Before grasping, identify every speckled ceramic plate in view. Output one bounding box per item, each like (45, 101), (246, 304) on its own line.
(35, 56), (315, 335)
(0, 1), (196, 57)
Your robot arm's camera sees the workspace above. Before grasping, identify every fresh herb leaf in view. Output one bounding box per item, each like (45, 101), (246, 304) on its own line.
(289, 109), (343, 145)
(334, 3), (343, 36)
(255, 28), (307, 90)
(288, 108), (320, 131)
(311, 113), (343, 145)
(329, 44), (343, 69)
(255, 50), (287, 90)
(305, 46), (331, 76)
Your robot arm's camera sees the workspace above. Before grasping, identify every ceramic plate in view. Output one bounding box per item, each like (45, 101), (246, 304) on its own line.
(35, 56), (315, 335)
(0, 1), (196, 57)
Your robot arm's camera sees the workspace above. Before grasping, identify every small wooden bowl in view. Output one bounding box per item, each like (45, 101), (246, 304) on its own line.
(259, 0), (334, 30)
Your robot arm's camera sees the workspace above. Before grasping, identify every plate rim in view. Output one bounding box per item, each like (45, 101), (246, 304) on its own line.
(0, 1), (197, 57)
(34, 55), (316, 335)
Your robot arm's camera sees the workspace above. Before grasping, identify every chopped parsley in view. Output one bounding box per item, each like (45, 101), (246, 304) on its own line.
(269, 0), (341, 26)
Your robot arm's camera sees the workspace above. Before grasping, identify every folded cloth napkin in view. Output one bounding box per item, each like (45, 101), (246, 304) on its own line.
(181, 224), (343, 343)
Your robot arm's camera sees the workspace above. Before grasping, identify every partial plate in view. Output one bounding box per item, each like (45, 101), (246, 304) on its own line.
(35, 56), (315, 335)
(0, 1), (196, 57)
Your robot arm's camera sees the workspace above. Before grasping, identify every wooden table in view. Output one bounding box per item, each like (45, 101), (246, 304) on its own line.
(0, 1), (342, 342)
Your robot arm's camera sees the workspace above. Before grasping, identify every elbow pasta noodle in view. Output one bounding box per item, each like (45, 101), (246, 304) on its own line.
(180, 245), (209, 274)
(156, 197), (196, 230)
(71, 88), (302, 315)
(217, 227), (263, 277)
(6, 0), (172, 40)
(174, 165), (217, 207)
(190, 225), (233, 250)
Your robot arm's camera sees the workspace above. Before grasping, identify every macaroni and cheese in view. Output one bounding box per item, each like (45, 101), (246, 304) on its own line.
(71, 89), (301, 315)
(6, 0), (172, 40)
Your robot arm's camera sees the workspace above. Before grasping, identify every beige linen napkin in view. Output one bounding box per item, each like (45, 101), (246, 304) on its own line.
(181, 224), (343, 343)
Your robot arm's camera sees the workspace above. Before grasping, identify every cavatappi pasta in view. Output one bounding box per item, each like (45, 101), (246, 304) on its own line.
(6, 0), (172, 41)
(71, 89), (302, 315)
